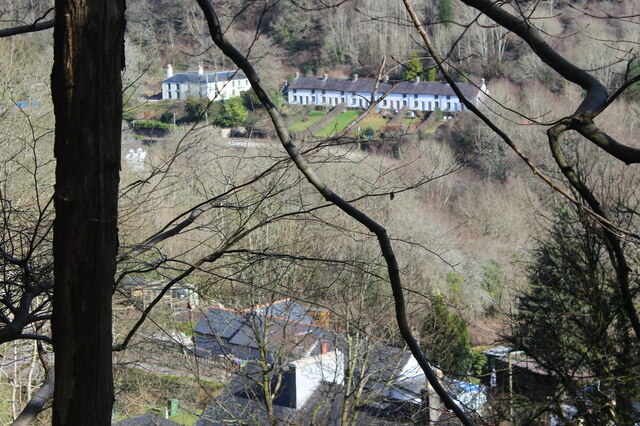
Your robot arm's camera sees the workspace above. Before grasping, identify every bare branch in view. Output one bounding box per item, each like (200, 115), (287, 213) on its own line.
(12, 370), (54, 426)
(193, 1), (474, 424)
(0, 19), (54, 38)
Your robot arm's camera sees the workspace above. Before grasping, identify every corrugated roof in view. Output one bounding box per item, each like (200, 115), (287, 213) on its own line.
(289, 76), (479, 99)
(163, 70), (247, 84)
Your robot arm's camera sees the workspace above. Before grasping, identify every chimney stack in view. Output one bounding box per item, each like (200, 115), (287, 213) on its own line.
(294, 72), (299, 80)
(198, 64), (204, 75)
(383, 75), (389, 83)
(415, 76), (420, 83)
(166, 64), (174, 79)
(321, 342), (329, 355)
(352, 74), (358, 82)
(322, 73), (328, 81)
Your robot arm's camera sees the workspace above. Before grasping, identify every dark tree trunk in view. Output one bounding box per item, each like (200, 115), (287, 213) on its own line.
(51, 0), (125, 423)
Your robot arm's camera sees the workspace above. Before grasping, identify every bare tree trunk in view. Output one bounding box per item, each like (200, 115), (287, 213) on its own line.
(12, 371), (54, 426)
(51, 0), (125, 423)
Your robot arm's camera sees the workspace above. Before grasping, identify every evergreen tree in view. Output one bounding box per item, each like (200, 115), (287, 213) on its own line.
(439, 0), (452, 25)
(427, 67), (436, 81)
(216, 97), (247, 127)
(420, 293), (472, 377)
(403, 51), (423, 81)
(510, 208), (640, 423)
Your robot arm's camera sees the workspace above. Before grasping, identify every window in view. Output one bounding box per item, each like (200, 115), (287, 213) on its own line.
(447, 102), (451, 110)
(340, 91), (344, 95)
(414, 94), (418, 99)
(435, 101), (439, 108)
(293, 89), (297, 93)
(428, 102), (432, 110)
(359, 99), (363, 107)
(293, 95), (297, 102)
(351, 92), (356, 96)
(311, 90), (315, 94)
(322, 90), (326, 94)
(383, 100), (387, 106)
(340, 97), (344, 103)
(403, 100), (407, 107)
(352, 98), (356, 105)
(322, 96), (326, 103)
(403, 93), (407, 98)
(312, 96), (315, 102)
(414, 101), (418, 107)
(435, 95), (439, 99)
(446, 95), (451, 100)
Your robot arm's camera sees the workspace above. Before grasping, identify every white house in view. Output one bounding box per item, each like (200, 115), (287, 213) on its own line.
(162, 64), (250, 101)
(287, 73), (486, 112)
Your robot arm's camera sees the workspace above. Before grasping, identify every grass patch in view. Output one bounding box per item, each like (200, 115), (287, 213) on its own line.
(315, 110), (360, 137)
(358, 113), (389, 132)
(402, 117), (420, 126)
(113, 367), (224, 423)
(124, 100), (184, 121)
(288, 109), (328, 131)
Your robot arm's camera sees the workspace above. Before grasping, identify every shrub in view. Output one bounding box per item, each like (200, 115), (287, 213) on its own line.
(131, 120), (175, 131)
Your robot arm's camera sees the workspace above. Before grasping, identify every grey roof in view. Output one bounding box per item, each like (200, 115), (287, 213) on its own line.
(198, 375), (428, 425)
(196, 366), (294, 426)
(193, 308), (246, 339)
(163, 70), (246, 84)
(193, 299), (331, 353)
(289, 76), (479, 99)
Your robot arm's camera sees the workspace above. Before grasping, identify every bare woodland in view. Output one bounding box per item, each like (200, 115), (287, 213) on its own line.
(1, 0), (639, 424)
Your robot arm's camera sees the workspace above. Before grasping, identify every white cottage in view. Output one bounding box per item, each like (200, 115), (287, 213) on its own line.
(287, 74), (485, 112)
(162, 64), (250, 101)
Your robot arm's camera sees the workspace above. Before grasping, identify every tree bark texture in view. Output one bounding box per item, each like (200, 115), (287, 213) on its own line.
(51, 0), (125, 423)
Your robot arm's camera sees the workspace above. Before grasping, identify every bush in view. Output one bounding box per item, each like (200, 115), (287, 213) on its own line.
(131, 120), (175, 131)
(420, 293), (472, 377)
(215, 97), (247, 128)
(183, 96), (212, 123)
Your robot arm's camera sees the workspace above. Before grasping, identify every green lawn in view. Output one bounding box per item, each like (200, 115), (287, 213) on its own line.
(402, 117), (420, 126)
(315, 110), (361, 137)
(288, 110), (328, 131)
(358, 113), (389, 132)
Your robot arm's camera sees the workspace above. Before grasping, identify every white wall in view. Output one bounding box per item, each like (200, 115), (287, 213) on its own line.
(288, 350), (344, 409)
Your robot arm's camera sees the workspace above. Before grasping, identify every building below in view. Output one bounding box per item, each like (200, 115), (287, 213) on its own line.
(162, 64), (250, 101)
(287, 73), (486, 112)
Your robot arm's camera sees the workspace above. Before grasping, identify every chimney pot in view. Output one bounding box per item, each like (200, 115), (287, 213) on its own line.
(352, 74), (358, 82)
(198, 64), (204, 75)
(166, 64), (174, 79)
(294, 72), (299, 80)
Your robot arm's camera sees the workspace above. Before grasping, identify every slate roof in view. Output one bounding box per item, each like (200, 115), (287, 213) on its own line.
(163, 71), (246, 85)
(197, 376), (429, 425)
(194, 299), (333, 354)
(195, 364), (295, 426)
(289, 76), (479, 99)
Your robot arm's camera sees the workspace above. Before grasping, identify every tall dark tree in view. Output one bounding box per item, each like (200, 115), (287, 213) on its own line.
(420, 293), (471, 377)
(51, 0), (125, 423)
(510, 208), (640, 424)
